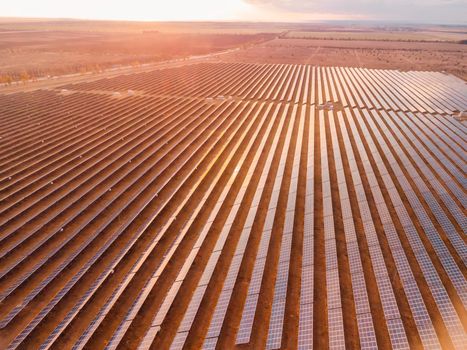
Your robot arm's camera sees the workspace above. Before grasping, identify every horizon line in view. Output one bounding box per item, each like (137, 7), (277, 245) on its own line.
(1, 16), (466, 27)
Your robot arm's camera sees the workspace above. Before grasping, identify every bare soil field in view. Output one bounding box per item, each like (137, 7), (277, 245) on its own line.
(0, 18), (291, 34)
(0, 26), (273, 82)
(284, 29), (466, 42)
(1, 19), (466, 82)
(220, 37), (467, 80)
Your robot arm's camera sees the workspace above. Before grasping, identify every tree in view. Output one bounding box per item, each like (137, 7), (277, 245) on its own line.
(20, 71), (30, 84)
(5, 75), (13, 85)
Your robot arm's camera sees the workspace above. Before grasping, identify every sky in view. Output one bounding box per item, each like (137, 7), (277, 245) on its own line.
(1, 0), (466, 24)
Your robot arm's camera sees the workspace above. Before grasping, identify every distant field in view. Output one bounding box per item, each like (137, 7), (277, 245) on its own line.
(1, 19), (466, 83)
(0, 19), (287, 34)
(221, 38), (467, 80)
(0, 28), (273, 81)
(284, 30), (467, 42)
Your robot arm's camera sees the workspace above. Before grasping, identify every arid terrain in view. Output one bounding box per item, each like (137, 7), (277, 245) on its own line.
(0, 19), (275, 82)
(221, 37), (467, 80)
(0, 18), (466, 350)
(1, 19), (466, 83)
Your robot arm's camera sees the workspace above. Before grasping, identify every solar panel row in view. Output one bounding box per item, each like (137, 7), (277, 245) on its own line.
(0, 62), (465, 349)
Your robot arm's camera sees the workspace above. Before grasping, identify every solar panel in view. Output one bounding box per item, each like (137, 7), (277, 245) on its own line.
(3, 63), (467, 349)
(236, 102), (298, 346)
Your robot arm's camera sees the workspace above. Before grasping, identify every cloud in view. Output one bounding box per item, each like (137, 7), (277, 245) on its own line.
(245, 0), (467, 24)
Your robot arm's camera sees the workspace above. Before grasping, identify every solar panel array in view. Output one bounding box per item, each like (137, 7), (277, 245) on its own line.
(0, 62), (466, 349)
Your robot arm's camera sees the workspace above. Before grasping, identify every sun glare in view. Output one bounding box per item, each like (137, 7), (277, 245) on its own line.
(144, 0), (252, 21)
(0, 0), (255, 21)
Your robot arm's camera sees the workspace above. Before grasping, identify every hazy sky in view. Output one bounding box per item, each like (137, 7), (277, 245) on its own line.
(1, 0), (466, 24)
